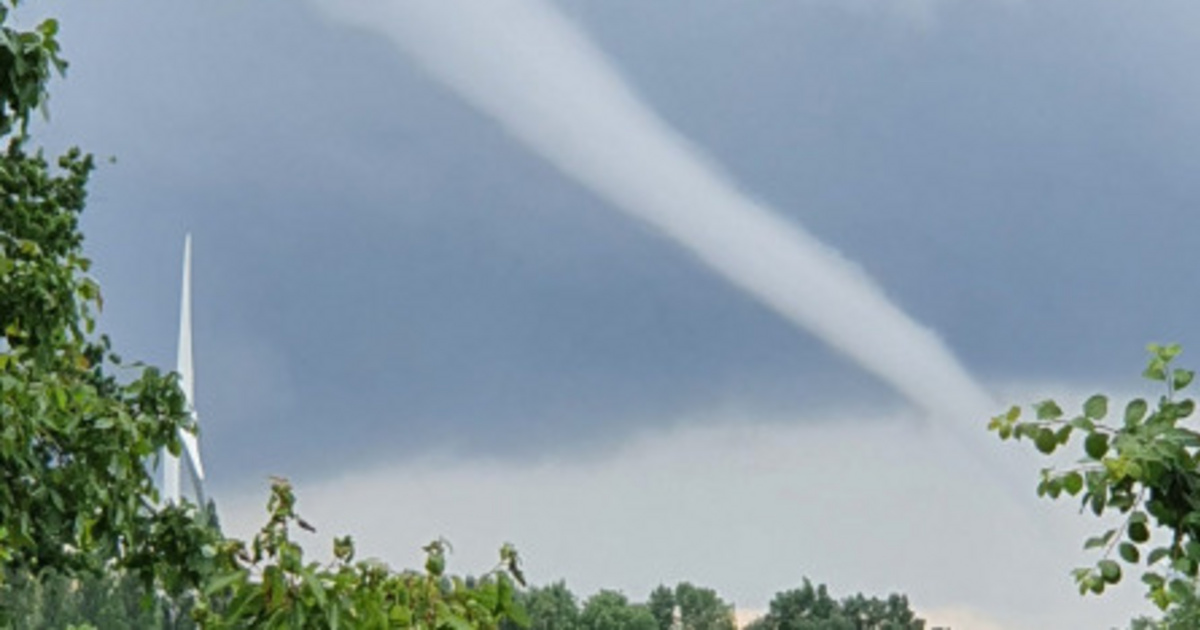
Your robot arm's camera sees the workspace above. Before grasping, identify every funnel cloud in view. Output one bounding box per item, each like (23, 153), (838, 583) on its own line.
(313, 0), (994, 422)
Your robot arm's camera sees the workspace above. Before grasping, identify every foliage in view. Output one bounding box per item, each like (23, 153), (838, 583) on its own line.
(675, 582), (736, 630)
(661, 582), (736, 630)
(504, 581), (734, 630)
(744, 579), (923, 630)
(1128, 593), (1200, 630)
(988, 344), (1200, 612)
(0, 0), (220, 606)
(193, 478), (528, 629)
(578, 590), (657, 630)
(0, 0), (65, 137)
(647, 585), (675, 630)
(0, 0), (217, 604)
(502, 581), (580, 630)
(0, 567), (193, 629)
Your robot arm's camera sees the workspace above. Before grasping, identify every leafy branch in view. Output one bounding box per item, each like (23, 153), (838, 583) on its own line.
(192, 478), (530, 629)
(989, 343), (1200, 610)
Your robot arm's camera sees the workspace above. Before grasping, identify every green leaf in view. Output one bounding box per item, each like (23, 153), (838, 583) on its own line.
(426, 550), (446, 577)
(443, 615), (474, 630)
(1035, 429), (1058, 454)
(1125, 460), (1143, 480)
(1173, 369), (1195, 392)
(1128, 522), (1150, 544)
(1084, 432), (1109, 460)
(1169, 578), (1194, 603)
(1098, 559), (1122, 584)
(1118, 542), (1140, 564)
(1145, 359), (1168, 382)
(1062, 472), (1084, 496)
(1085, 529), (1117, 550)
(37, 18), (58, 38)
(389, 605), (412, 626)
(1125, 399), (1148, 426)
(505, 601), (531, 628)
(1175, 557), (1198, 577)
(1083, 395), (1108, 420)
(1036, 400), (1064, 420)
(1069, 416), (1096, 431)
(204, 570), (246, 596)
(1148, 547), (1172, 566)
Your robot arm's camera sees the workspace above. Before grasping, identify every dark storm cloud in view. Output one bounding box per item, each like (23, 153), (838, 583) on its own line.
(30, 0), (1200, 486)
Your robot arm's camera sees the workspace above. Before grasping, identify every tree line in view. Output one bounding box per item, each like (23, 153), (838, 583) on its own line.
(498, 579), (924, 630)
(1, 571), (928, 630)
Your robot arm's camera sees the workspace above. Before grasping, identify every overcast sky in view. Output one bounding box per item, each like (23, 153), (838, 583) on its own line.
(23, 0), (1200, 627)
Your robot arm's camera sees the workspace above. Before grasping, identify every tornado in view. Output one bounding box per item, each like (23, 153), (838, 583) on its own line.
(313, 0), (995, 422)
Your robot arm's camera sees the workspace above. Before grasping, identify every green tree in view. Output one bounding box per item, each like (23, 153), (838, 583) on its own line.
(748, 580), (845, 630)
(988, 344), (1200, 616)
(579, 590), (657, 630)
(503, 581), (580, 630)
(746, 580), (923, 630)
(643, 582), (735, 630)
(647, 584), (675, 630)
(839, 594), (923, 630)
(673, 582), (735, 630)
(0, 568), (184, 629)
(0, 0), (219, 606)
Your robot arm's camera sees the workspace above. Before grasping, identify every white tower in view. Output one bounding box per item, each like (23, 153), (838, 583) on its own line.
(162, 234), (206, 505)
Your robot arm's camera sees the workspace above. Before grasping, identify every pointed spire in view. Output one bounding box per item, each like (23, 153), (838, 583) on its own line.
(162, 234), (206, 505)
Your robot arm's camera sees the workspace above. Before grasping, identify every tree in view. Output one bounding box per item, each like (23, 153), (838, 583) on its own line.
(503, 581), (580, 630)
(746, 580), (923, 630)
(579, 590), (657, 630)
(839, 594), (923, 630)
(0, 0), (218, 602)
(0, 568), (184, 629)
(748, 580), (844, 630)
(673, 582), (736, 630)
(988, 344), (1200, 616)
(647, 585), (675, 630)
(643, 582), (736, 630)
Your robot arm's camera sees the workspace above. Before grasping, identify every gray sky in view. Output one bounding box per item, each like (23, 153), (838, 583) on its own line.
(24, 0), (1200, 626)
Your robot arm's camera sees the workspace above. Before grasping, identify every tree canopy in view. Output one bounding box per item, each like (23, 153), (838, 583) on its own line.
(504, 581), (580, 630)
(0, 0), (215, 596)
(578, 590), (657, 630)
(745, 579), (923, 630)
